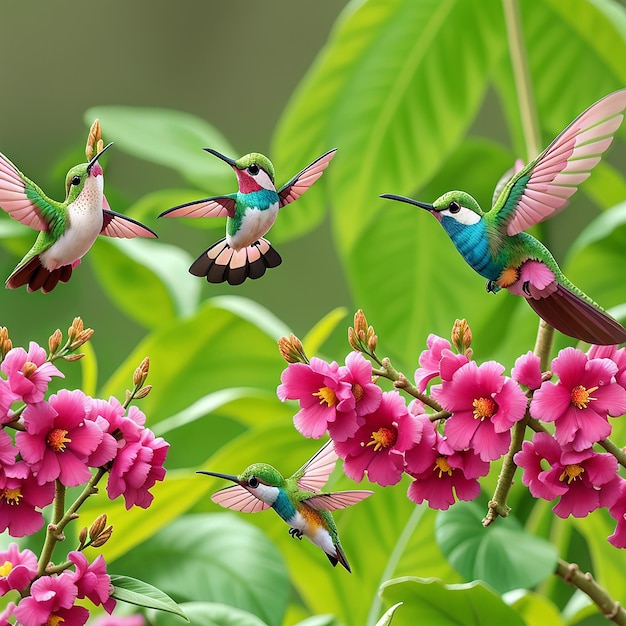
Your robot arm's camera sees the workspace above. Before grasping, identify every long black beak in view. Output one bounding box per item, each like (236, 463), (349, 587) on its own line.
(380, 193), (434, 211)
(197, 470), (240, 483)
(87, 142), (114, 174)
(203, 148), (237, 168)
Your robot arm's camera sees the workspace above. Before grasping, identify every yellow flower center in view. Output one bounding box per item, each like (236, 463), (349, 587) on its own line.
(559, 464), (585, 484)
(46, 428), (71, 452)
(351, 382), (364, 403)
(570, 385), (598, 409)
(313, 386), (338, 407)
(366, 427), (397, 451)
(20, 361), (37, 378)
(3, 487), (22, 505)
(472, 397), (498, 421)
(433, 456), (453, 478)
(47, 615), (65, 626)
(0, 561), (13, 577)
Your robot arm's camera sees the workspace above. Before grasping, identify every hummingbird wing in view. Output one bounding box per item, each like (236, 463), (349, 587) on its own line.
(210, 485), (270, 513)
(0, 151), (65, 232)
(277, 149), (337, 208)
(292, 440), (338, 491)
(100, 211), (158, 238)
(158, 195), (236, 219)
(302, 490), (374, 511)
(489, 89), (626, 235)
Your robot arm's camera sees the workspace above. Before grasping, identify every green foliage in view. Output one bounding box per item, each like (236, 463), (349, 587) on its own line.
(110, 575), (188, 621)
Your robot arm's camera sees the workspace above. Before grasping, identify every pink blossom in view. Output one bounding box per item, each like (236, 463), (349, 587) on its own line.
(87, 397), (129, 468)
(530, 348), (626, 451)
(90, 616), (146, 626)
(0, 543), (38, 595)
(13, 573), (88, 626)
(588, 344), (626, 388)
(16, 389), (103, 486)
(0, 428), (16, 470)
(0, 602), (15, 626)
(514, 432), (620, 518)
(414, 334), (451, 392)
(334, 391), (422, 486)
(512, 351), (543, 390)
(0, 379), (17, 424)
(433, 360), (528, 461)
(1, 342), (63, 404)
(0, 461), (55, 537)
(68, 551), (115, 614)
(277, 358), (357, 440)
(608, 479), (626, 548)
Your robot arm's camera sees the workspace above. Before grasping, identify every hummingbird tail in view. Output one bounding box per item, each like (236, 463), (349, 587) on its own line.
(189, 237), (282, 285)
(6, 257), (73, 293)
(327, 544), (351, 573)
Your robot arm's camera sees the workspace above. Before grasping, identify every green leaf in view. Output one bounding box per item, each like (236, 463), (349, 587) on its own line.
(110, 574), (188, 621)
(435, 501), (558, 594)
(84, 106), (237, 191)
(112, 514), (290, 626)
(379, 577), (526, 626)
(302, 307), (348, 357)
(507, 590), (566, 626)
(375, 602), (403, 626)
(153, 602), (269, 626)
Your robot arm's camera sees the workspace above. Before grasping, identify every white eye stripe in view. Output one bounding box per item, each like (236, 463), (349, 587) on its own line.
(441, 205), (481, 225)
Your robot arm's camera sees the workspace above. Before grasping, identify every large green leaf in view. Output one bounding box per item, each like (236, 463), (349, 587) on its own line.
(110, 575), (188, 621)
(153, 602), (269, 626)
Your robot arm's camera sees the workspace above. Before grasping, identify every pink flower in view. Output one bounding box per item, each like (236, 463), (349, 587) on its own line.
(68, 552), (115, 614)
(277, 358), (357, 440)
(0, 461), (55, 537)
(514, 432), (620, 518)
(512, 351), (543, 390)
(433, 361), (528, 461)
(0, 543), (38, 595)
(16, 389), (103, 486)
(0, 379), (17, 424)
(13, 573), (88, 626)
(1, 342), (63, 404)
(588, 344), (626, 388)
(90, 616), (146, 626)
(414, 334), (452, 392)
(87, 397), (129, 468)
(530, 348), (626, 451)
(334, 391), (422, 486)
(608, 479), (626, 548)
(406, 425), (490, 510)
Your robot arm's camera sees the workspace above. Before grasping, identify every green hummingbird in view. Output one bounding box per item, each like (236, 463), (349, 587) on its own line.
(382, 89), (626, 345)
(159, 147), (336, 285)
(0, 142), (157, 293)
(198, 440), (373, 572)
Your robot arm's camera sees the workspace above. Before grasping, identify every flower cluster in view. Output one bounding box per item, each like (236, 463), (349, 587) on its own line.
(0, 320), (169, 625)
(277, 312), (626, 544)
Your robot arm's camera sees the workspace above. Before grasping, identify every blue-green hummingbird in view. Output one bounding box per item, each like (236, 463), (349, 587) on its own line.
(198, 440), (373, 572)
(0, 142), (157, 293)
(382, 89), (626, 345)
(159, 148), (336, 285)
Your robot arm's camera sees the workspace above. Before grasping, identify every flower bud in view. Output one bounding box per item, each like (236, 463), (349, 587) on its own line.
(78, 526), (88, 547)
(133, 357), (150, 387)
(91, 525), (113, 548)
(134, 385), (152, 399)
(0, 327), (12, 361)
(349, 310), (378, 354)
(278, 334), (308, 364)
(86, 119), (102, 161)
(451, 319), (472, 357)
(63, 353), (85, 362)
(48, 329), (63, 355)
(89, 513), (107, 540)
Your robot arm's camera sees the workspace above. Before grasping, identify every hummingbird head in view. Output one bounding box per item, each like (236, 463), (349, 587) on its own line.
(204, 148), (276, 193)
(63, 142), (113, 203)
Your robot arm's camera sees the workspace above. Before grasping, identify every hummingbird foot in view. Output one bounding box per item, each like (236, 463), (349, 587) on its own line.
(289, 527), (303, 541)
(485, 280), (501, 294)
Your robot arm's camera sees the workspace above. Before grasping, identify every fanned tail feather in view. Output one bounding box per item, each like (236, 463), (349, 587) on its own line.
(6, 256), (73, 294)
(525, 284), (626, 345)
(189, 237), (281, 285)
(326, 543), (351, 572)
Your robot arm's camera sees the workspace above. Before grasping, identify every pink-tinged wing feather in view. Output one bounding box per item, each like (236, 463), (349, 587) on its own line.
(278, 149), (337, 208)
(100, 211), (158, 239)
(303, 490), (374, 512)
(494, 89), (626, 235)
(211, 485), (270, 513)
(0, 152), (49, 230)
(159, 196), (236, 219)
(294, 440), (338, 491)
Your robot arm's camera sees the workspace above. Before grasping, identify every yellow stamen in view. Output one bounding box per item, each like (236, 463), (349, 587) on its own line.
(313, 386), (338, 407)
(559, 464), (585, 484)
(351, 382), (364, 403)
(571, 385), (598, 409)
(47, 615), (65, 626)
(472, 397), (498, 421)
(433, 456), (453, 478)
(20, 361), (37, 378)
(46, 428), (71, 452)
(0, 561), (13, 577)
(3, 488), (22, 505)
(366, 427), (397, 451)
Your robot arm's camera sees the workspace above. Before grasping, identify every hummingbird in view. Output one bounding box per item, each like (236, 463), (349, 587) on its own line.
(159, 147), (337, 285)
(198, 440), (373, 572)
(0, 142), (157, 293)
(381, 89), (626, 345)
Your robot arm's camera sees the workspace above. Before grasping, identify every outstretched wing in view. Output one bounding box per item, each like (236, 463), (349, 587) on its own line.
(0, 151), (59, 231)
(303, 490), (374, 512)
(159, 195), (236, 219)
(100, 210), (158, 238)
(293, 440), (338, 491)
(211, 485), (270, 513)
(490, 89), (626, 235)
(278, 149), (337, 208)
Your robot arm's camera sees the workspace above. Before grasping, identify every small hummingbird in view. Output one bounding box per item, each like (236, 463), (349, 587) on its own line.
(382, 89), (626, 345)
(159, 147), (337, 285)
(198, 440), (373, 572)
(0, 142), (157, 293)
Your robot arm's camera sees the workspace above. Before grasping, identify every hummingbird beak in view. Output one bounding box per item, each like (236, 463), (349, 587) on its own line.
(203, 148), (238, 168)
(379, 193), (435, 212)
(197, 470), (240, 484)
(87, 142), (114, 174)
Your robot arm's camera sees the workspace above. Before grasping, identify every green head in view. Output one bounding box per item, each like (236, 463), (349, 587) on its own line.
(64, 142), (113, 203)
(204, 148), (276, 192)
(239, 463), (284, 487)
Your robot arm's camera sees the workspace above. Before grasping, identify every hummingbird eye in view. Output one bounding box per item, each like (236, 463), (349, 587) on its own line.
(448, 201), (461, 214)
(247, 164), (260, 176)
(71, 175), (81, 186)
(247, 476), (259, 488)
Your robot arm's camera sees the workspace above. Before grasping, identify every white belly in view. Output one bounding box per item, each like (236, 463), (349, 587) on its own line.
(227, 204), (278, 250)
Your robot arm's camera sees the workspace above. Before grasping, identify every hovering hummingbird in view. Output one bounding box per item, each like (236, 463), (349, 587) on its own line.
(0, 142), (157, 293)
(382, 89), (626, 345)
(198, 440), (373, 572)
(159, 147), (337, 285)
